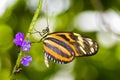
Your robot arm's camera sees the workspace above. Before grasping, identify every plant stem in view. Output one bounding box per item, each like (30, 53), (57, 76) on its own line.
(10, 0), (43, 79)
(26, 0), (43, 38)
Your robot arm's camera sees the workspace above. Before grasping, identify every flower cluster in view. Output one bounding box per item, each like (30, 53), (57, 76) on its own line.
(13, 32), (32, 66)
(21, 56), (32, 66)
(13, 32), (31, 51)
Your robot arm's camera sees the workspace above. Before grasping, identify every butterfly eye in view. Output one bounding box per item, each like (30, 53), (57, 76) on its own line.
(42, 27), (49, 34)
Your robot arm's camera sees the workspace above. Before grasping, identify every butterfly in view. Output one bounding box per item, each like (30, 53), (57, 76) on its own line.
(33, 27), (98, 67)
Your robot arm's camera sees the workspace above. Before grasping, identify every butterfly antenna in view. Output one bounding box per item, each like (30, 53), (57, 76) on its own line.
(46, 3), (49, 31)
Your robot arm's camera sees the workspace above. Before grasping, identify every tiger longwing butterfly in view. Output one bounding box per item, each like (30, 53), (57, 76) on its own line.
(34, 27), (98, 67)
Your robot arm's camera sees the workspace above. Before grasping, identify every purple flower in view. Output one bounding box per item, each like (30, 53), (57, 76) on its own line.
(21, 40), (31, 51)
(21, 56), (32, 66)
(13, 32), (24, 46)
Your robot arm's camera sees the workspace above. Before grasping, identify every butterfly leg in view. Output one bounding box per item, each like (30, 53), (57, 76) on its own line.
(28, 28), (43, 36)
(44, 52), (50, 67)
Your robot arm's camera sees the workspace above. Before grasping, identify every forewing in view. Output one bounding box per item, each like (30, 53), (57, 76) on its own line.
(72, 33), (98, 57)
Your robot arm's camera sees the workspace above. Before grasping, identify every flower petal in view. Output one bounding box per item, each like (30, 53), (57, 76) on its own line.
(21, 40), (31, 51)
(21, 56), (32, 66)
(13, 32), (24, 46)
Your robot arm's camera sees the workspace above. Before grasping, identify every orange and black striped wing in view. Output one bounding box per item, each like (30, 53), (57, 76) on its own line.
(43, 32), (76, 64)
(43, 32), (98, 64)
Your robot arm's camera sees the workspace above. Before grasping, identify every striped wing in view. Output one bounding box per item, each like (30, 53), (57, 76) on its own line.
(72, 33), (98, 57)
(43, 32), (98, 64)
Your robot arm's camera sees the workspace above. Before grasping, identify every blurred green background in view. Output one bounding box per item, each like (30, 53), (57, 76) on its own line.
(0, 0), (120, 80)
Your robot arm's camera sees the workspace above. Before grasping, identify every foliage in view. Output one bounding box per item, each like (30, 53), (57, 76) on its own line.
(0, 0), (120, 80)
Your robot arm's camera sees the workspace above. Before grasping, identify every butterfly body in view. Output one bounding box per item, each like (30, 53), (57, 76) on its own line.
(43, 32), (98, 65)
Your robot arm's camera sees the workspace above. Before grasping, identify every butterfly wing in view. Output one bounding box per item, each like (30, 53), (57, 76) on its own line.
(43, 32), (98, 65)
(43, 32), (75, 64)
(72, 33), (98, 57)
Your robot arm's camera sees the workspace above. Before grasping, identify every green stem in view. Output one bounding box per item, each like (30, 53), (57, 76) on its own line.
(10, 0), (43, 80)
(26, 0), (43, 38)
